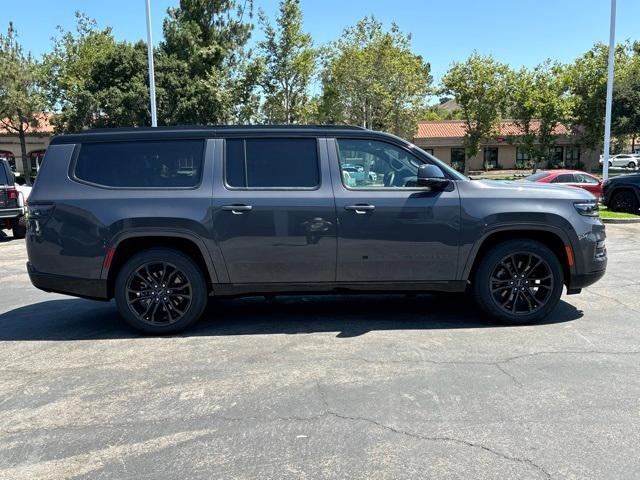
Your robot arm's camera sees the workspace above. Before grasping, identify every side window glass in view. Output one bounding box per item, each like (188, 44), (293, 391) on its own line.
(552, 174), (573, 183)
(225, 138), (319, 189)
(336, 139), (421, 189)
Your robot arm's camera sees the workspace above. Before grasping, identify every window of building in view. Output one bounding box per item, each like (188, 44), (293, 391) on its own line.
(565, 147), (581, 166)
(450, 148), (465, 172)
(516, 147), (533, 169)
(225, 138), (319, 189)
(423, 148), (434, 155)
(548, 146), (564, 167)
(484, 147), (499, 169)
(74, 140), (204, 188)
(336, 139), (424, 189)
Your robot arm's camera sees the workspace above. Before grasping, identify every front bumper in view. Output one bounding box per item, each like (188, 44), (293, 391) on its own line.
(27, 262), (109, 301)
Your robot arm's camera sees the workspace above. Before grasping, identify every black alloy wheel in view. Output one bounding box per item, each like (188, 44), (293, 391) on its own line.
(115, 248), (207, 334)
(473, 239), (564, 325)
(489, 252), (553, 315)
(126, 261), (192, 326)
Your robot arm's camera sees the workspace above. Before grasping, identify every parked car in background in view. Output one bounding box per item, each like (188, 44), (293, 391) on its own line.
(0, 159), (29, 238)
(599, 153), (640, 169)
(523, 170), (602, 198)
(25, 126), (607, 334)
(602, 173), (640, 214)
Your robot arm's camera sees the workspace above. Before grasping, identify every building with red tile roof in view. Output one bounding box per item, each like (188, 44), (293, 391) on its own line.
(0, 113), (54, 175)
(413, 120), (598, 172)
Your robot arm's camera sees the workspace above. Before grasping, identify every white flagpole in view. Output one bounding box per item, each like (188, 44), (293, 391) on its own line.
(145, 0), (158, 127)
(602, 0), (616, 181)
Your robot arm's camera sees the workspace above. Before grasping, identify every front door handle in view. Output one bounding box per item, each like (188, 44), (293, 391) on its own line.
(345, 204), (375, 214)
(222, 204), (253, 214)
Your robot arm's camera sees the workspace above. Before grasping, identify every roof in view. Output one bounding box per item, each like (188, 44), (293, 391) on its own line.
(0, 113), (54, 135)
(415, 120), (570, 139)
(50, 124), (384, 145)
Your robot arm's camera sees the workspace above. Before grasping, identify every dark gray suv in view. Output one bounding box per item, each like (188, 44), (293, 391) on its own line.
(26, 126), (607, 334)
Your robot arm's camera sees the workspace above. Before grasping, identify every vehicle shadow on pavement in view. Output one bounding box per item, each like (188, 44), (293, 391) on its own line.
(0, 294), (583, 341)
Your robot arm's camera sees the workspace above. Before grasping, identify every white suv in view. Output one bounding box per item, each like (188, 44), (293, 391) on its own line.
(599, 154), (640, 169)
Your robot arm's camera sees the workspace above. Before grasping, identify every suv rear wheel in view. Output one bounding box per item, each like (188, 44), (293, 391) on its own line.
(114, 248), (208, 334)
(472, 239), (564, 324)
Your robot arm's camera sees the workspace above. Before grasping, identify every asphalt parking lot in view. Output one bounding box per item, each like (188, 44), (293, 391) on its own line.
(1, 226), (639, 480)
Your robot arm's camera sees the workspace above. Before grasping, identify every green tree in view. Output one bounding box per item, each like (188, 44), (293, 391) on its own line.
(42, 12), (117, 132)
(318, 17), (431, 138)
(258, 0), (315, 123)
(507, 62), (568, 172)
(86, 41), (151, 128)
(612, 48), (640, 152)
(0, 23), (46, 184)
(563, 42), (631, 152)
(441, 53), (510, 173)
(157, 0), (260, 125)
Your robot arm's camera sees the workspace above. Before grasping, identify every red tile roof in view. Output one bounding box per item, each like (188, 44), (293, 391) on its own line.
(415, 120), (570, 139)
(0, 112), (54, 135)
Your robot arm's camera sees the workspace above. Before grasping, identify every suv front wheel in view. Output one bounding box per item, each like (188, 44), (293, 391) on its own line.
(114, 248), (208, 334)
(472, 239), (564, 324)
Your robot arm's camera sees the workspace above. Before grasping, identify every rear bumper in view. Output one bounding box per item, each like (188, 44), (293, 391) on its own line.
(0, 208), (23, 219)
(27, 262), (109, 301)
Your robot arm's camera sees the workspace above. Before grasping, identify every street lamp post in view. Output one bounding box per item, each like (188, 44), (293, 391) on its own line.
(602, 0), (616, 181)
(145, 0), (158, 127)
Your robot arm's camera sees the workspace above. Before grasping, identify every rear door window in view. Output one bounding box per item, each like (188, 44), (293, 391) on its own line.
(552, 174), (574, 183)
(74, 140), (204, 188)
(225, 138), (319, 189)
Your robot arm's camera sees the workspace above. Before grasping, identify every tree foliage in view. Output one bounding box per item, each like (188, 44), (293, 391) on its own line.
(507, 62), (568, 172)
(441, 53), (509, 172)
(0, 23), (46, 183)
(258, 0), (315, 123)
(318, 17), (431, 138)
(157, 0), (260, 125)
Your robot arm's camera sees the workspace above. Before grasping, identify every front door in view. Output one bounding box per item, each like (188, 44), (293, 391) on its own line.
(330, 138), (461, 283)
(211, 137), (337, 284)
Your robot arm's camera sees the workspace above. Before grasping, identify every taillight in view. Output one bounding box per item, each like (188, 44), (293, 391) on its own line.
(27, 203), (55, 235)
(6, 187), (18, 201)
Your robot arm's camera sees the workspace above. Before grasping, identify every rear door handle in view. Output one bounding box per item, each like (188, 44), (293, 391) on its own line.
(345, 204), (375, 214)
(222, 205), (253, 214)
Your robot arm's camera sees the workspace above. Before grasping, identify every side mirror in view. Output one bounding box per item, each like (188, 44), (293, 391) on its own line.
(417, 164), (450, 190)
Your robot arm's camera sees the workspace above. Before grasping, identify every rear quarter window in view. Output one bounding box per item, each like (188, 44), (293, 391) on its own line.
(74, 140), (204, 188)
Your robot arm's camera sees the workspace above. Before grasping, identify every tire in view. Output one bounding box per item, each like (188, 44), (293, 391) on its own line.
(628, 161), (636, 169)
(114, 248), (208, 334)
(608, 161), (613, 167)
(12, 216), (27, 239)
(472, 239), (564, 325)
(609, 190), (639, 213)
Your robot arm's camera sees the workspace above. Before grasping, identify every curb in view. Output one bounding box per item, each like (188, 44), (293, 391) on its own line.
(601, 217), (640, 224)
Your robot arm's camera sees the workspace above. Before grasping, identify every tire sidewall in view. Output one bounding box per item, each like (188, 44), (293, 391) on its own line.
(114, 248), (208, 334)
(473, 239), (564, 325)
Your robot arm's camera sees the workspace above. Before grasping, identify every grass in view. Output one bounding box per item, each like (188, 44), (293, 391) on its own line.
(598, 205), (640, 220)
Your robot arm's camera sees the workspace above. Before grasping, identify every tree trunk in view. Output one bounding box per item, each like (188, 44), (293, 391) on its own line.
(19, 128), (31, 186)
(632, 135), (636, 153)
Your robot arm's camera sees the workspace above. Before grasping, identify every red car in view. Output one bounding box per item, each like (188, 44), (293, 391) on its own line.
(524, 169), (602, 198)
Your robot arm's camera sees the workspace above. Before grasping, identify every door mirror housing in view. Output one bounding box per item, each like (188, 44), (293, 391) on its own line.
(417, 164), (450, 190)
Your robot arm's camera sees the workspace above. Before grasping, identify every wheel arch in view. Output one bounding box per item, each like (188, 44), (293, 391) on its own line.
(463, 226), (574, 287)
(103, 231), (218, 299)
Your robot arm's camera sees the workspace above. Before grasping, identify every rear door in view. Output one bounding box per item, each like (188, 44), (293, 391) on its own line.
(329, 137), (461, 283)
(211, 137), (337, 284)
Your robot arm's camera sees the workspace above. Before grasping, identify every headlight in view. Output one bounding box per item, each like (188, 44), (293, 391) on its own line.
(574, 201), (599, 217)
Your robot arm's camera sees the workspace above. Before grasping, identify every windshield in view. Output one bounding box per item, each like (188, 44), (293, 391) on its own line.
(524, 172), (550, 181)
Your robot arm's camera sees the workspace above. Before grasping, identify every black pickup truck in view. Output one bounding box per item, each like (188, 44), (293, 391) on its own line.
(0, 159), (27, 238)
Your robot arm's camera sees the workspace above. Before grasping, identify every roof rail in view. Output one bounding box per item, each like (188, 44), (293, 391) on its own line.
(78, 124), (367, 134)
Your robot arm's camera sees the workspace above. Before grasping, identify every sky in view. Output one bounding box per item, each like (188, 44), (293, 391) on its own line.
(3, 0), (639, 84)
